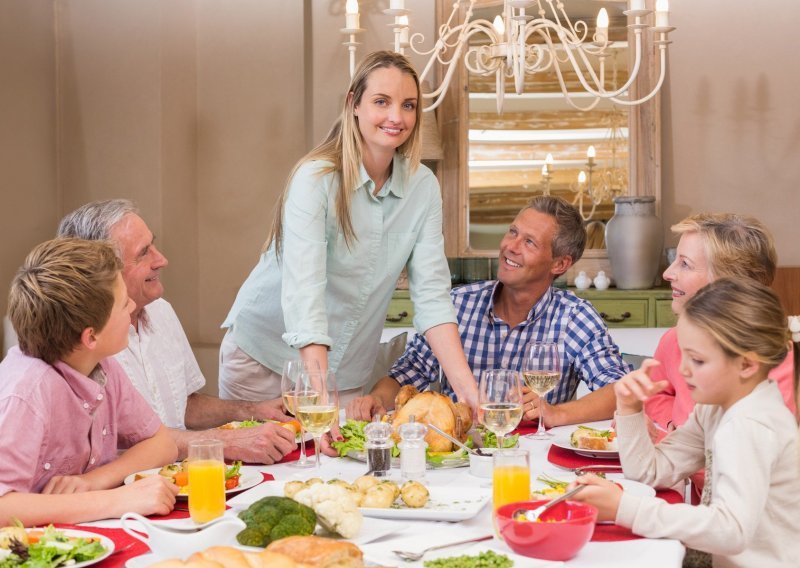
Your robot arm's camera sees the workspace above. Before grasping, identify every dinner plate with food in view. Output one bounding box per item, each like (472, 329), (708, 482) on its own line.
(552, 425), (620, 458)
(233, 476), (491, 522)
(531, 471), (655, 500)
(123, 461), (263, 498)
(0, 524), (114, 568)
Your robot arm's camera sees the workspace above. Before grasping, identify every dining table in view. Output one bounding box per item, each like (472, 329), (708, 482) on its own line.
(73, 419), (686, 567)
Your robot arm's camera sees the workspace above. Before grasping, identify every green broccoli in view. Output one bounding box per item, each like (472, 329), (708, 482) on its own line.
(235, 526), (268, 547)
(235, 496), (317, 547)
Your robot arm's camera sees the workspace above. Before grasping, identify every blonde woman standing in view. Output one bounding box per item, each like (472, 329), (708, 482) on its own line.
(219, 51), (478, 410)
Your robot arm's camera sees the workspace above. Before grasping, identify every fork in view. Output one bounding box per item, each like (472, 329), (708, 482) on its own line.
(392, 534), (493, 562)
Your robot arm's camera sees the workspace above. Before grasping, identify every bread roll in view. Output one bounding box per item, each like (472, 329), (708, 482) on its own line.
(266, 535), (363, 568)
(150, 546), (300, 568)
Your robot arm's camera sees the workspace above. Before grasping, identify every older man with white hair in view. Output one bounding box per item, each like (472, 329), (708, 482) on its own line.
(58, 199), (297, 464)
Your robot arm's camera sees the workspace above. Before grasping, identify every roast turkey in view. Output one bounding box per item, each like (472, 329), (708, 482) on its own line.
(391, 386), (473, 452)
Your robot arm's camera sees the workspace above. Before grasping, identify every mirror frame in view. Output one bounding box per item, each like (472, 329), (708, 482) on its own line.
(436, 0), (662, 258)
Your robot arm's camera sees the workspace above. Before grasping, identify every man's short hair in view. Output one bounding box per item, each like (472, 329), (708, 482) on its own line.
(523, 195), (587, 263)
(57, 199), (139, 248)
(8, 238), (122, 364)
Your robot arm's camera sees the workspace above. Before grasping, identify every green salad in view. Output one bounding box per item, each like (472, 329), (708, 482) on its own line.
(0, 524), (107, 568)
(331, 420), (519, 464)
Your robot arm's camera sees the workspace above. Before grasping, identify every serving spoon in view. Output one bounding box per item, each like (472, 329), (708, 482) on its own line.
(426, 423), (489, 456)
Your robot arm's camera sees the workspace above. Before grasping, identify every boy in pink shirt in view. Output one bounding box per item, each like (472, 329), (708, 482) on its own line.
(0, 238), (179, 526)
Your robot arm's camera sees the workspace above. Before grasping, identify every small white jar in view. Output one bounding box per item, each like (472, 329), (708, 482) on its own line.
(593, 270), (610, 290)
(574, 271), (592, 290)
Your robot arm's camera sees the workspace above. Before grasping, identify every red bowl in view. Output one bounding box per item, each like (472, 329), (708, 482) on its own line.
(495, 500), (598, 561)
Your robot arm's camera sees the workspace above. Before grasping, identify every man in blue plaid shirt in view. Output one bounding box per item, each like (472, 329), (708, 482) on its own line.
(347, 195), (631, 427)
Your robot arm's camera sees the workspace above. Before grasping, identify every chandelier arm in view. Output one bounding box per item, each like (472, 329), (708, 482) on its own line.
(609, 46), (667, 106)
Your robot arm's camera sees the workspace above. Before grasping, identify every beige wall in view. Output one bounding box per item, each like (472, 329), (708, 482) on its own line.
(661, 0), (800, 264)
(0, 1), (58, 348)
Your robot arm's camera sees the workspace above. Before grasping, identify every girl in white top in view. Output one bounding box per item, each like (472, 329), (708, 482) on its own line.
(575, 278), (800, 568)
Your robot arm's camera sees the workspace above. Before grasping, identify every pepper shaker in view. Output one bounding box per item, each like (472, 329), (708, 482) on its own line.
(364, 419), (393, 478)
(398, 416), (428, 481)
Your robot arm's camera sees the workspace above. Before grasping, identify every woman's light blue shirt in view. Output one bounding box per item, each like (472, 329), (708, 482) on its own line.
(222, 154), (456, 390)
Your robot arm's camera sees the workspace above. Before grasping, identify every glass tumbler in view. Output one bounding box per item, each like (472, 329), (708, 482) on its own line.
(187, 439), (225, 524)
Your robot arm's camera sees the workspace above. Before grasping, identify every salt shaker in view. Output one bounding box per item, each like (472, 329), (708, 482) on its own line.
(398, 416), (428, 481)
(574, 270), (592, 290)
(364, 419), (393, 478)
(593, 270), (610, 290)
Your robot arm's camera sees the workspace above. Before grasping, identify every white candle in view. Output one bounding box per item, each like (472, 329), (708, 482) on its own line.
(596, 8), (609, 43)
(545, 153), (554, 166)
(655, 0), (669, 27)
(587, 145), (596, 159)
(578, 171), (587, 184)
(390, 0), (405, 10)
(345, 0), (359, 29)
(492, 15), (505, 38)
(629, 0), (645, 11)
(541, 164), (548, 176)
(398, 15), (409, 45)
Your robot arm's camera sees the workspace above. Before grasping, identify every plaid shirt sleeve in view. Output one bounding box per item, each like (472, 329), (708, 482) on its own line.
(562, 298), (632, 392)
(388, 331), (438, 392)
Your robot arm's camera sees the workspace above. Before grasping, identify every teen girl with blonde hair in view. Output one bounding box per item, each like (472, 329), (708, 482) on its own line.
(219, 51), (478, 409)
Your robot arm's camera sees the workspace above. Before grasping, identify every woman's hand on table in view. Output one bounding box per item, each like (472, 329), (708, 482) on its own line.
(570, 473), (623, 523)
(320, 423), (343, 457)
(614, 359), (669, 416)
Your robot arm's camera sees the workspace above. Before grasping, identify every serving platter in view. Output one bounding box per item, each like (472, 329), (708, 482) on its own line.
(232, 480), (491, 522)
(123, 465), (264, 499)
(551, 435), (619, 459)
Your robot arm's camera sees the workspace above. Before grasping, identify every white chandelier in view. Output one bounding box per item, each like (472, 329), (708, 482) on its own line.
(342, 0), (675, 114)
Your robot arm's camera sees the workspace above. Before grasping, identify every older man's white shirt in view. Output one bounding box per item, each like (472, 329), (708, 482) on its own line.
(115, 298), (205, 429)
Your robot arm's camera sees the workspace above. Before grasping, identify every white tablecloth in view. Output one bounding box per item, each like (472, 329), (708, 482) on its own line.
(227, 420), (685, 568)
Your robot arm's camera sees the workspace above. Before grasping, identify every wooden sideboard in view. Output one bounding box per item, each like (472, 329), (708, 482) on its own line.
(385, 287), (677, 329)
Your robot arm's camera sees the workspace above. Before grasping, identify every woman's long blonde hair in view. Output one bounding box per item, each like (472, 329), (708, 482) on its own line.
(265, 51), (423, 256)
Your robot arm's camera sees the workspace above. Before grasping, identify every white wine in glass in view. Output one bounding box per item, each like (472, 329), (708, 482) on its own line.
(478, 369), (523, 449)
(521, 342), (561, 439)
(281, 359), (319, 469)
(296, 369), (339, 473)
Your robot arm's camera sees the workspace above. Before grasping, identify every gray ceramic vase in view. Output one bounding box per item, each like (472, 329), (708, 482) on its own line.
(605, 196), (663, 289)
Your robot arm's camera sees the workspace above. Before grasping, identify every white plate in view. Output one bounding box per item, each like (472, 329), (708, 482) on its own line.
(123, 465), (264, 500)
(248, 480), (491, 522)
(552, 435), (620, 459)
(28, 528), (114, 568)
(532, 471), (655, 499)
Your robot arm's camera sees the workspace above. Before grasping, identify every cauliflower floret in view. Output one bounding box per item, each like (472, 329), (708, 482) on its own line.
(292, 483), (363, 539)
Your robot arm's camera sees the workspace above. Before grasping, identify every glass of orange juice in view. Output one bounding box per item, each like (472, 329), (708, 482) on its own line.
(188, 439), (225, 524)
(492, 448), (530, 511)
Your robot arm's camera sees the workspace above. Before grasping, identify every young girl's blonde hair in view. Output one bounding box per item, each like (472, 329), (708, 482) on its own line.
(265, 50), (422, 256)
(683, 279), (797, 396)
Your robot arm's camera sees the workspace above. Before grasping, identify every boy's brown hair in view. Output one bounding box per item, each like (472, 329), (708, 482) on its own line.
(8, 238), (122, 364)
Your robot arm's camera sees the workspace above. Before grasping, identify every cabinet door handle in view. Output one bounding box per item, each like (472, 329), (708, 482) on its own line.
(600, 311), (631, 323)
(386, 310), (409, 323)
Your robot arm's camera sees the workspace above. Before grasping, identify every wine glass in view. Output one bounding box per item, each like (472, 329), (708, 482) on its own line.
(477, 369), (523, 450)
(520, 341), (561, 439)
(295, 368), (339, 473)
(281, 359), (319, 469)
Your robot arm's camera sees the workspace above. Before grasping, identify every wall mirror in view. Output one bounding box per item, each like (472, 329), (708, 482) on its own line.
(437, 0), (661, 262)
